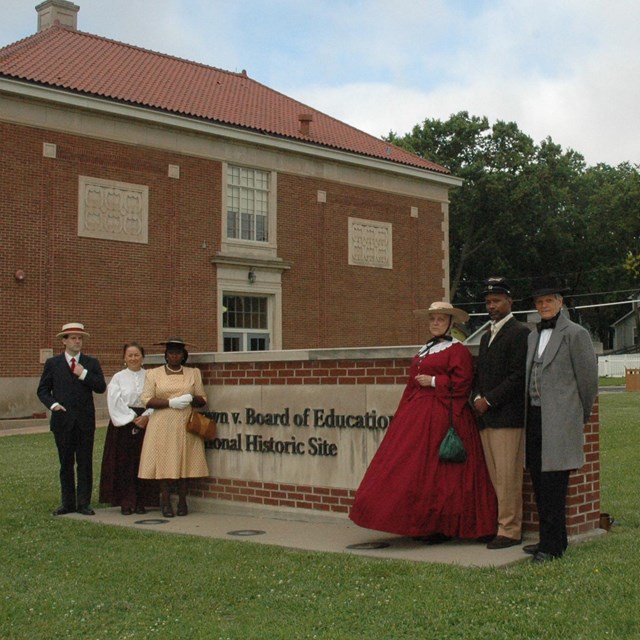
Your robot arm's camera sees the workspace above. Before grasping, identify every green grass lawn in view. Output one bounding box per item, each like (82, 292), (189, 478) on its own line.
(1, 394), (638, 639)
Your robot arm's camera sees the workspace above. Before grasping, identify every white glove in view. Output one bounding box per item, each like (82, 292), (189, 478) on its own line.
(168, 394), (193, 410)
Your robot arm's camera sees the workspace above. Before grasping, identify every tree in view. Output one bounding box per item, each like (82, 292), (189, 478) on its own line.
(387, 113), (640, 346)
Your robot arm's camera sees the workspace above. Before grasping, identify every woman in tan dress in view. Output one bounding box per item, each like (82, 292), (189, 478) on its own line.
(139, 338), (208, 517)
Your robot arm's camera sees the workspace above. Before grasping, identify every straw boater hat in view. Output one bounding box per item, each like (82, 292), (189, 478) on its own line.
(413, 301), (469, 324)
(56, 322), (90, 338)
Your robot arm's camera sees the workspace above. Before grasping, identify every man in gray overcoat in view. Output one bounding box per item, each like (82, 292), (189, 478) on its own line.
(524, 278), (598, 563)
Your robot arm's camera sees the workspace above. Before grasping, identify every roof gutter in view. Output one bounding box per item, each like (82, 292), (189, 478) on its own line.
(0, 77), (463, 188)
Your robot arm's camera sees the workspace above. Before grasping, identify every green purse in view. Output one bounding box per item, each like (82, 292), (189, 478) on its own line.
(439, 426), (467, 463)
(438, 386), (467, 463)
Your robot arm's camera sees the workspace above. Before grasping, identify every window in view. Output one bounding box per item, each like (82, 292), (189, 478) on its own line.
(226, 166), (270, 242)
(222, 295), (270, 351)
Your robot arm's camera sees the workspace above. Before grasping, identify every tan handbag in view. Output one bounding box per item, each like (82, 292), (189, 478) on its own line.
(186, 410), (217, 440)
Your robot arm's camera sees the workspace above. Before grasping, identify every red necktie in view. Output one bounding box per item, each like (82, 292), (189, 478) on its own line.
(70, 357), (76, 373)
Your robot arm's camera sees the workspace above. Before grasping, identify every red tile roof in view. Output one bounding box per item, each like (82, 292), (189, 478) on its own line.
(0, 25), (449, 175)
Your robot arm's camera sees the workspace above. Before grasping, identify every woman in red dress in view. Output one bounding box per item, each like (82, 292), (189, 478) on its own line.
(349, 302), (497, 542)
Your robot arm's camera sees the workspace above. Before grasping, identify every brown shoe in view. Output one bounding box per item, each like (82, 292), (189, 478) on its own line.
(486, 535), (522, 550)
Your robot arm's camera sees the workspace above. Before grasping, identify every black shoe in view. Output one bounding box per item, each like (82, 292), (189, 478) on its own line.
(476, 535), (495, 543)
(486, 535), (522, 550)
(532, 551), (560, 564)
(176, 500), (188, 516)
(162, 504), (175, 518)
(416, 533), (452, 545)
(77, 505), (95, 516)
(121, 507), (133, 516)
(52, 505), (74, 516)
(134, 505), (147, 515)
(523, 543), (540, 555)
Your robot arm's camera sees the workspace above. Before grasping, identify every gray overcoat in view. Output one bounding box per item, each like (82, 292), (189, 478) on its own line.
(525, 313), (598, 471)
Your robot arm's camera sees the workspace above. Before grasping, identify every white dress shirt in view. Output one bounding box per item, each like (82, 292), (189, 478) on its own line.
(107, 368), (153, 426)
(488, 312), (514, 346)
(537, 328), (553, 356)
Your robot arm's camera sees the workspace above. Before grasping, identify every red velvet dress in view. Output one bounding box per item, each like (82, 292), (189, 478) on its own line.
(349, 340), (497, 539)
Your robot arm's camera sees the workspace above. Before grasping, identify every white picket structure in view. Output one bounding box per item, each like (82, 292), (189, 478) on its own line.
(598, 355), (640, 377)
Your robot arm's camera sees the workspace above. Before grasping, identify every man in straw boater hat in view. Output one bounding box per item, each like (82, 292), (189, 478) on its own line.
(473, 277), (530, 550)
(37, 323), (106, 516)
(524, 277), (598, 563)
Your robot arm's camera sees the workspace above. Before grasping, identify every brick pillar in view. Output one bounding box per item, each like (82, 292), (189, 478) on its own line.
(522, 398), (600, 535)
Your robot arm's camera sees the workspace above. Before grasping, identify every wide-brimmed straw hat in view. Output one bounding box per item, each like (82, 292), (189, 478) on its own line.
(56, 322), (90, 338)
(413, 301), (469, 323)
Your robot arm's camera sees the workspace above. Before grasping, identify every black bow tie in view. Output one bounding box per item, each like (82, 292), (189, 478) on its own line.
(538, 317), (558, 331)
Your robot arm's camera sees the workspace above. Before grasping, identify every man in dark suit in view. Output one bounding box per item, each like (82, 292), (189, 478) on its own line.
(474, 277), (530, 549)
(524, 278), (598, 563)
(37, 322), (106, 516)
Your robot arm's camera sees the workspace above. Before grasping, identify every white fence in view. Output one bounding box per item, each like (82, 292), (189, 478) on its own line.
(598, 355), (640, 377)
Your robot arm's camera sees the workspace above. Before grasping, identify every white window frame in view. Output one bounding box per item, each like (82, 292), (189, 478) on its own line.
(216, 264), (282, 352)
(222, 331), (271, 352)
(221, 163), (278, 260)
(222, 294), (271, 352)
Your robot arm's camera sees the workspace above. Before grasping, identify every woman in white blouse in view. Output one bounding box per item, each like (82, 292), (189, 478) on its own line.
(99, 342), (158, 514)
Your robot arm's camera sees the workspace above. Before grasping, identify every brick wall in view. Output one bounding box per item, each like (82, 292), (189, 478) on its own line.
(197, 358), (410, 387)
(0, 123), (221, 375)
(1, 121), (444, 380)
(522, 399), (600, 535)
(188, 355), (601, 535)
(192, 478), (356, 514)
(277, 174), (444, 349)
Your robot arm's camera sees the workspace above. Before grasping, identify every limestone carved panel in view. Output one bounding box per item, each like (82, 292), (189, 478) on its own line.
(348, 217), (392, 269)
(78, 176), (148, 244)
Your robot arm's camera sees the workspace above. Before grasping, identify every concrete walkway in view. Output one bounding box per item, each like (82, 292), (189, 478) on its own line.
(60, 500), (556, 568)
(3, 419), (603, 567)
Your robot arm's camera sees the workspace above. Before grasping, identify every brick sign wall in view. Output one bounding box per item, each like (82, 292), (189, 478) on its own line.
(172, 348), (602, 536)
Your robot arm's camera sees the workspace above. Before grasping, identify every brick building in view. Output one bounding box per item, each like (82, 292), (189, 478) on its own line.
(0, 1), (460, 418)
(0, 3), (602, 538)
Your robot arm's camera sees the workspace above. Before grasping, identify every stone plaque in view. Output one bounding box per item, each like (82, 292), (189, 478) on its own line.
(78, 176), (148, 244)
(348, 217), (392, 269)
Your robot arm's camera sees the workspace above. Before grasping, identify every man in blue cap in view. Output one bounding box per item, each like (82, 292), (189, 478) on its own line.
(474, 277), (530, 549)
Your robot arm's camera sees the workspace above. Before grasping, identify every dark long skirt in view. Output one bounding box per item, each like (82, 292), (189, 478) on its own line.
(99, 416), (159, 509)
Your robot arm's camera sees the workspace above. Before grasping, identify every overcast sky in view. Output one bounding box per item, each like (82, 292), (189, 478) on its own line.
(2, 0), (639, 167)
